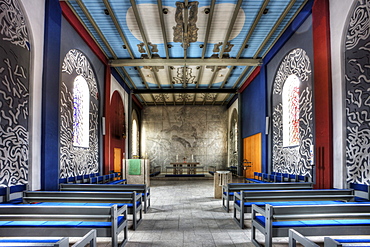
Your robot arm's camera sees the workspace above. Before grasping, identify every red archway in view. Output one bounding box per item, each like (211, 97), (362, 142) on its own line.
(104, 91), (125, 174)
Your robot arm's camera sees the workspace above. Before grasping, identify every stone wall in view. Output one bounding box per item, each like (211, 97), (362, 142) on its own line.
(142, 105), (228, 172)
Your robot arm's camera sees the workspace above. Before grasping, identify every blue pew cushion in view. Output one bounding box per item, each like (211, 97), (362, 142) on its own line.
(0, 239), (61, 243)
(334, 239), (370, 243)
(0, 216), (125, 228)
(34, 202), (141, 208)
(255, 216), (370, 228)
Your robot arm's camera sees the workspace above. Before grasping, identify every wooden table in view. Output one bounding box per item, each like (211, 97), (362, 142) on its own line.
(169, 162), (200, 175)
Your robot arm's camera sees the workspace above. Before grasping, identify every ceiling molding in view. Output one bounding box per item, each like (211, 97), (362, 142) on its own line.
(110, 58), (262, 67)
(133, 88), (237, 94)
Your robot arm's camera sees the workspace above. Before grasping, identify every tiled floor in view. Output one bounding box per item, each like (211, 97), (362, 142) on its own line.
(123, 179), (254, 247)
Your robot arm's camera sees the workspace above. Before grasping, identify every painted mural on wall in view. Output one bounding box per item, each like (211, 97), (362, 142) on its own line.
(272, 48), (314, 177)
(0, 0), (30, 186)
(345, 0), (370, 184)
(60, 49), (99, 178)
(142, 105), (228, 171)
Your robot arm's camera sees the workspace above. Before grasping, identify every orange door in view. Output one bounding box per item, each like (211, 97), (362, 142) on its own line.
(243, 133), (262, 178)
(113, 148), (122, 173)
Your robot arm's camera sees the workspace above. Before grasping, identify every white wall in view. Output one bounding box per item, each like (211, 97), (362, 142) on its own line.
(20, 0), (45, 190)
(330, 0), (356, 188)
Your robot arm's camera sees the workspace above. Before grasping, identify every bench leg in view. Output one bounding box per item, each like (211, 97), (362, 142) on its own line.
(233, 205), (244, 229)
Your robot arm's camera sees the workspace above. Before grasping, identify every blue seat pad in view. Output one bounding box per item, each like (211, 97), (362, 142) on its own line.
(223, 192), (234, 196)
(236, 200), (346, 207)
(34, 202), (141, 208)
(0, 216), (125, 228)
(334, 239), (370, 243)
(0, 239), (61, 243)
(255, 216), (370, 227)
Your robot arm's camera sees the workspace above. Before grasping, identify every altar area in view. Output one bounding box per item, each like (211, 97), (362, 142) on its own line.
(166, 162), (204, 175)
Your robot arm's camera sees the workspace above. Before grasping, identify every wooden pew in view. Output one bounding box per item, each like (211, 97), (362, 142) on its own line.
(60, 183), (151, 213)
(22, 190), (142, 230)
(222, 182), (313, 212)
(0, 229), (96, 247)
(0, 184), (28, 204)
(0, 205), (128, 247)
(251, 203), (370, 247)
(234, 189), (355, 228)
(349, 183), (370, 201)
(289, 229), (370, 247)
(289, 229), (319, 247)
(58, 173), (126, 185)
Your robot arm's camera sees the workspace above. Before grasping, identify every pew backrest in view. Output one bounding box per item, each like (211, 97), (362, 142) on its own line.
(0, 205), (126, 247)
(237, 189), (355, 203)
(222, 182), (313, 212)
(59, 183), (150, 213)
(252, 203), (370, 247)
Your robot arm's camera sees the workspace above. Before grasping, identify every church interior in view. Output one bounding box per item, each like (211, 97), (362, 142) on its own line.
(1, 0), (370, 246)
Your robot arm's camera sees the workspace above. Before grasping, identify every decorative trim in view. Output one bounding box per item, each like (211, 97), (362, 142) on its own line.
(238, 66), (260, 93)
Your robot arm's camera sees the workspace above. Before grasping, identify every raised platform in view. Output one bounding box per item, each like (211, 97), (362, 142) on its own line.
(151, 173), (213, 180)
(165, 174), (205, 178)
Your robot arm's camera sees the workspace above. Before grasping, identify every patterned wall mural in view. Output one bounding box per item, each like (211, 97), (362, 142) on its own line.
(60, 49), (99, 178)
(142, 105), (228, 172)
(0, 0), (30, 186)
(272, 48), (314, 177)
(345, 0), (370, 184)
(229, 109), (238, 168)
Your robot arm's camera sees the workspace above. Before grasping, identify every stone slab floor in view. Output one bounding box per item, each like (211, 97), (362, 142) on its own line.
(86, 179), (288, 247)
(124, 179), (253, 247)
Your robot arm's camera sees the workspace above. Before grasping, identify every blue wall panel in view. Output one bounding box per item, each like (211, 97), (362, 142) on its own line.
(241, 66), (267, 173)
(41, 0), (62, 190)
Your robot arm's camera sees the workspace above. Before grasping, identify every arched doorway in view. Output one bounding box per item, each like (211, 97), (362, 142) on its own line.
(109, 91), (125, 174)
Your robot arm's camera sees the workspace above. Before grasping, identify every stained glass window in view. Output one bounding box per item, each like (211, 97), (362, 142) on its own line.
(73, 75), (90, 148)
(283, 74), (300, 147)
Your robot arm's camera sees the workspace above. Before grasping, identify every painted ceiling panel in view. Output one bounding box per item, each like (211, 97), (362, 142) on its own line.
(66, 0), (308, 105)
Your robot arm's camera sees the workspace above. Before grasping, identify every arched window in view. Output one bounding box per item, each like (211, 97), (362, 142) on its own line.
(132, 119), (138, 156)
(73, 75), (90, 148)
(282, 74), (300, 147)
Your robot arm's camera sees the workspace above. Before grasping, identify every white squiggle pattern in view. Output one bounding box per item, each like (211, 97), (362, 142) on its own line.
(60, 50), (99, 178)
(345, 0), (370, 184)
(346, 0), (370, 50)
(62, 49), (98, 100)
(0, 0), (29, 49)
(0, 57), (29, 186)
(272, 48), (313, 177)
(273, 48), (311, 95)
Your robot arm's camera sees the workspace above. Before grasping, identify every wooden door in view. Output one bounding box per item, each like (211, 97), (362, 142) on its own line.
(243, 133), (262, 178)
(113, 148), (122, 173)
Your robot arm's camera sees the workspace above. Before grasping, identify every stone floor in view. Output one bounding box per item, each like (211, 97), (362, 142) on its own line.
(124, 179), (253, 247)
(84, 178), (370, 247)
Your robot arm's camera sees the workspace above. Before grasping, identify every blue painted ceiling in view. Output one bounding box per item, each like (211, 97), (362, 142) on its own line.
(65, 0), (308, 105)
